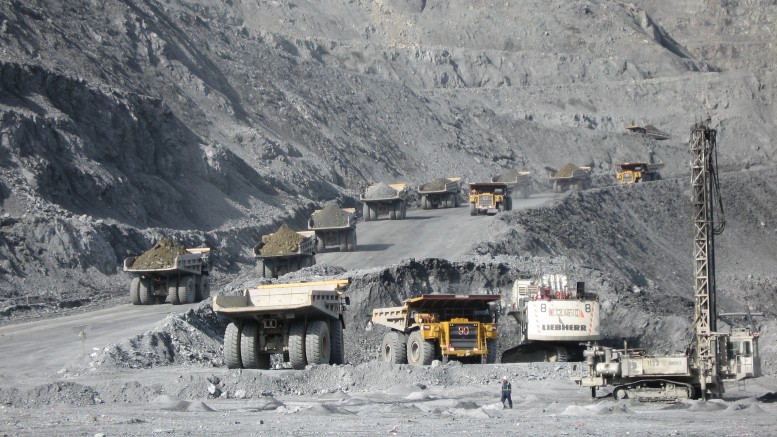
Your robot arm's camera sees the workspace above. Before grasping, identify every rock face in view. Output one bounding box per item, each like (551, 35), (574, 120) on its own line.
(260, 225), (305, 256)
(131, 239), (188, 270)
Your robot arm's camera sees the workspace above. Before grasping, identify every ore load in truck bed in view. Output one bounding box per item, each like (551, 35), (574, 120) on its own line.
(364, 182), (399, 199)
(310, 203), (351, 228)
(259, 225), (305, 255)
(420, 178), (451, 191)
(553, 163), (581, 178)
(131, 239), (188, 270)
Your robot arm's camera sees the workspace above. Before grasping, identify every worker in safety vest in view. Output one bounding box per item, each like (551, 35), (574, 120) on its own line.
(501, 375), (513, 408)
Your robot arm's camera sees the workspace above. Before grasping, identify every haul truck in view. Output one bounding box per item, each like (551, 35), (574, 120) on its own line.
(468, 182), (512, 215)
(213, 279), (350, 369)
(549, 164), (592, 192)
(492, 171), (532, 199)
(308, 207), (357, 252)
(573, 121), (761, 402)
(254, 229), (316, 278)
(502, 274), (601, 362)
(418, 178), (461, 209)
(372, 294), (500, 366)
(615, 162), (664, 184)
(124, 247), (211, 305)
(361, 183), (407, 221)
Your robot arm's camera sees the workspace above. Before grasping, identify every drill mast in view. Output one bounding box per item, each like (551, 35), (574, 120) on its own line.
(689, 120), (725, 398)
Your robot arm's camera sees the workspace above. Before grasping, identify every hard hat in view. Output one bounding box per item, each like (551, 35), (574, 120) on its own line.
(502, 375), (508, 380)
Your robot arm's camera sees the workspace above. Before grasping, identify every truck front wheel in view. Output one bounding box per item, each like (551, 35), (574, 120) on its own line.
(130, 277), (141, 305)
(306, 320), (331, 365)
(469, 203), (477, 216)
(406, 331), (435, 366)
(240, 323), (270, 369)
(224, 322), (243, 369)
(382, 331), (408, 364)
(330, 319), (345, 365)
(177, 275), (196, 304)
(288, 321), (307, 369)
(196, 275), (210, 301)
(363, 203), (371, 222)
(138, 277), (153, 305)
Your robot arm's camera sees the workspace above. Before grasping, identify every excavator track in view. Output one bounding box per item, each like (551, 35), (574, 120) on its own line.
(612, 379), (695, 403)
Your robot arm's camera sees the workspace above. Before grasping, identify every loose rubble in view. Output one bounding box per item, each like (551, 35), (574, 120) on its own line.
(259, 225), (305, 255)
(130, 238), (188, 270)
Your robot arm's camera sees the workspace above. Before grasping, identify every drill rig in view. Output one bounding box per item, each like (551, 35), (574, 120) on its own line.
(574, 120), (761, 402)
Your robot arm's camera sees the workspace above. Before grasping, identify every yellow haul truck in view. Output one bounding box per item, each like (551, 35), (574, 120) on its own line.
(372, 294), (500, 366)
(468, 182), (512, 215)
(615, 162), (664, 184)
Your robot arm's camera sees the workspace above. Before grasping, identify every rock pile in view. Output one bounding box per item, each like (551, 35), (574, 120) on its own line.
(310, 203), (350, 228)
(131, 238), (187, 270)
(260, 225), (305, 255)
(420, 178), (451, 191)
(364, 183), (399, 199)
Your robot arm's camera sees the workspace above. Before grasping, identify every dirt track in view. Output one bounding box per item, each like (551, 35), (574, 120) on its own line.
(317, 194), (553, 269)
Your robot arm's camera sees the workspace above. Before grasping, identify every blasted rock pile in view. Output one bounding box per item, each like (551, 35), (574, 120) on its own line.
(364, 183), (399, 199)
(131, 238), (187, 270)
(310, 203), (350, 228)
(259, 225), (305, 255)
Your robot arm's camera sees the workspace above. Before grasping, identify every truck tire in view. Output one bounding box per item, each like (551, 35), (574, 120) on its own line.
(498, 202), (505, 212)
(369, 205), (378, 221)
(521, 187), (530, 199)
(240, 323), (269, 369)
(454, 194), (461, 207)
(316, 236), (325, 253)
(486, 339), (498, 364)
(305, 320), (331, 365)
(381, 331), (407, 364)
(421, 196), (429, 210)
(406, 331), (435, 366)
(224, 322), (243, 369)
(138, 277), (153, 305)
(196, 275), (210, 301)
(553, 181), (560, 193)
(346, 229), (357, 251)
(469, 203), (477, 216)
(362, 203), (371, 222)
(401, 202), (407, 219)
(288, 320), (307, 369)
(177, 275), (196, 304)
(168, 277), (181, 305)
(257, 260), (268, 278)
(330, 319), (345, 365)
(130, 277), (141, 305)
(389, 208), (396, 220)
(506, 196), (513, 211)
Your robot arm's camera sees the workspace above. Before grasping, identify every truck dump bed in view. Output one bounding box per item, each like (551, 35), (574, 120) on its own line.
(254, 230), (316, 258)
(123, 248), (210, 275)
(308, 207), (356, 231)
(372, 294), (501, 332)
(213, 279), (349, 320)
(417, 178), (460, 195)
(361, 183), (407, 201)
